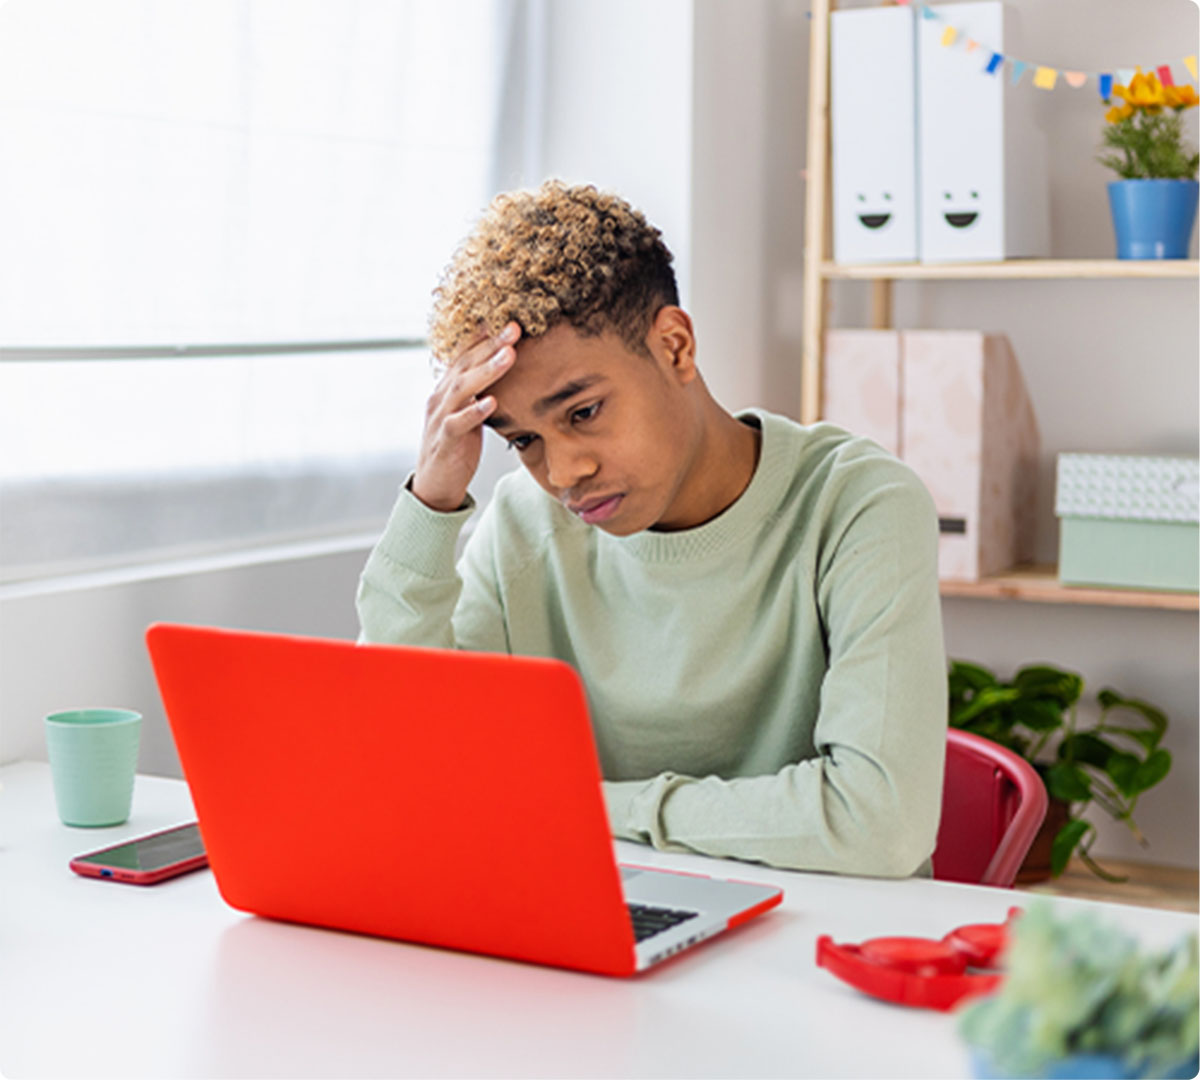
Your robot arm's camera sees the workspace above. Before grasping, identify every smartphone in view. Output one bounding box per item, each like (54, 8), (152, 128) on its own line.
(69, 822), (208, 885)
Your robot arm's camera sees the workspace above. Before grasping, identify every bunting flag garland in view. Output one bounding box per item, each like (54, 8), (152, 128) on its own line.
(895, 0), (1199, 99)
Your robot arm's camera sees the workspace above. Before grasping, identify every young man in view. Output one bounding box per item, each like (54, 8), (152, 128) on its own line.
(357, 180), (947, 877)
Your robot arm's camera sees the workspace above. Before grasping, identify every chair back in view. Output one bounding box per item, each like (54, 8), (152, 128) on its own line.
(932, 728), (1049, 888)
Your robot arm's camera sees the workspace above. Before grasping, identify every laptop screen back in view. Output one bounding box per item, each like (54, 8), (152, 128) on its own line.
(146, 624), (638, 974)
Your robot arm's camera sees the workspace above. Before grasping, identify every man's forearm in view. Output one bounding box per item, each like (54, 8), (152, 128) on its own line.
(602, 747), (940, 878)
(356, 479), (507, 652)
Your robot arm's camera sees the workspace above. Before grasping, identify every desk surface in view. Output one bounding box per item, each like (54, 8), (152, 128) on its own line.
(2, 761), (1196, 1079)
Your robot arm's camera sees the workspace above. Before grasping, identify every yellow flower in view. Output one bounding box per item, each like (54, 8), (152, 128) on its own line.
(1123, 71), (1167, 112)
(1098, 67), (1199, 179)
(1165, 84), (1199, 110)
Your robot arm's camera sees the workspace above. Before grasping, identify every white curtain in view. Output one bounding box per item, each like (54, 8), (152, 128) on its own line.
(0, 0), (536, 583)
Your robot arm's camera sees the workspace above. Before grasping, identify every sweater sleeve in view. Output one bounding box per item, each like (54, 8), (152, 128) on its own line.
(355, 478), (510, 653)
(601, 462), (948, 878)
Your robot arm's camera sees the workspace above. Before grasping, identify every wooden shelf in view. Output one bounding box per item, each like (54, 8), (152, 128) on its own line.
(940, 565), (1199, 610)
(821, 258), (1200, 281)
(1017, 857), (1199, 914)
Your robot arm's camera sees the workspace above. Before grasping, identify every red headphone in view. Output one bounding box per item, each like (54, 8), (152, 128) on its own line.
(815, 907), (1022, 1011)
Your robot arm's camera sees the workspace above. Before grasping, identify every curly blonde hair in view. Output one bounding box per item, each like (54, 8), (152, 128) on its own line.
(428, 180), (678, 364)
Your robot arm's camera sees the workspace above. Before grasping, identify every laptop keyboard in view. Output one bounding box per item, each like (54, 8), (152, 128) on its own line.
(627, 903), (699, 943)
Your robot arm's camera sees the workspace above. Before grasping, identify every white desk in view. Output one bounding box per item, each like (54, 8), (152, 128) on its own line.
(2, 761), (1195, 1079)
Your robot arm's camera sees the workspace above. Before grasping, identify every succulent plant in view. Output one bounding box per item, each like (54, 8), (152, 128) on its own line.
(958, 901), (1199, 1078)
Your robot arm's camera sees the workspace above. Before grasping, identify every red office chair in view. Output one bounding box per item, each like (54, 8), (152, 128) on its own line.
(932, 728), (1049, 888)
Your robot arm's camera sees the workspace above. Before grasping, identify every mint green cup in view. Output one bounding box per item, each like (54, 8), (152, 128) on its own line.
(44, 708), (142, 826)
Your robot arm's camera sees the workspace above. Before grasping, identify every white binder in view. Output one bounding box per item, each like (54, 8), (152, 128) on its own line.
(916, 1), (1048, 262)
(831, 5), (919, 264)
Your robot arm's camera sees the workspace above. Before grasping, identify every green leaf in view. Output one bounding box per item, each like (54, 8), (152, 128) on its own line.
(1011, 697), (1066, 732)
(1099, 108), (1200, 180)
(1045, 762), (1092, 802)
(948, 660), (997, 692)
(948, 662), (996, 715)
(1106, 752), (1143, 798)
(1013, 665), (1084, 707)
(1098, 691), (1168, 744)
(1051, 819), (1092, 877)
(951, 686), (1021, 726)
(1104, 726), (1164, 753)
(1132, 749), (1172, 793)
(1057, 733), (1115, 769)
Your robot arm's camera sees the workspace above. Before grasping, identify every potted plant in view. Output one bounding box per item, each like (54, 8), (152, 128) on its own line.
(947, 661), (1172, 882)
(958, 901), (1199, 1079)
(1099, 71), (1199, 259)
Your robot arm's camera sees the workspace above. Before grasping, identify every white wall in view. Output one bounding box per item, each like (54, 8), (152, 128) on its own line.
(3, 0), (1196, 871)
(540, 0), (694, 305)
(0, 549), (367, 776)
(688, 0), (771, 409)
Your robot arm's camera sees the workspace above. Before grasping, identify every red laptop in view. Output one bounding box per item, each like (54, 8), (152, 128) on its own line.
(145, 623), (783, 976)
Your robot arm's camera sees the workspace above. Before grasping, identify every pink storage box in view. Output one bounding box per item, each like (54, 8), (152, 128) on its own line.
(824, 329), (1039, 581)
(821, 329), (902, 456)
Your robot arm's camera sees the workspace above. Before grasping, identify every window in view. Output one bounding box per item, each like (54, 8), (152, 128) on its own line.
(0, 0), (535, 585)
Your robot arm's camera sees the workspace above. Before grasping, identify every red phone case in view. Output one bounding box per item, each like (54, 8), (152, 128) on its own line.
(69, 823), (209, 886)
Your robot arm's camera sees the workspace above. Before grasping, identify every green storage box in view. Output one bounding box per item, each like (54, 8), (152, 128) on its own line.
(1056, 453), (1199, 593)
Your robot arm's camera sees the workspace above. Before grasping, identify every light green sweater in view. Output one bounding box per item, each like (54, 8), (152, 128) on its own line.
(357, 409), (948, 877)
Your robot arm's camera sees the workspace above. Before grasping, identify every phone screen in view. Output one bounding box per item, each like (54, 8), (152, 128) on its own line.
(75, 823), (205, 871)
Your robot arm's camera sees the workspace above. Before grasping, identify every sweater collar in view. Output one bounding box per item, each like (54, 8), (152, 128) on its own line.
(603, 408), (792, 563)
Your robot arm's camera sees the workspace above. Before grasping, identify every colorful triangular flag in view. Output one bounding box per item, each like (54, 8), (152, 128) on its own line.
(985, 52), (1004, 75)
(1033, 66), (1058, 90)
(1011, 61), (1027, 85)
(1185, 55), (1198, 81)
(1064, 71), (1087, 89)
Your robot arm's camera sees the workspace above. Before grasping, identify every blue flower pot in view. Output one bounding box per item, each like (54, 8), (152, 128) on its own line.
(1107, 179), (1199, 259)
(970, 1047), (1200, 1079)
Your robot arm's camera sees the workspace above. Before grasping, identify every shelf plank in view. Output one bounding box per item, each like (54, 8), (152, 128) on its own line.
(940, 565), (1199, 610)
(822, 258), (1200, 281)
(1017, 857), (1199, 914)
